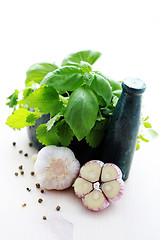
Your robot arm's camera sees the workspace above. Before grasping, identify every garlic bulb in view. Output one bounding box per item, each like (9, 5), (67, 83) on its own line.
(73, 160), (124, 211)
(34, 145), (80, 190)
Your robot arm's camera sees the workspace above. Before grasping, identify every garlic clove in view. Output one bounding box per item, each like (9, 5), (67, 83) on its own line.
(34, 146), (80, 190)
(79, 160), (104, 183)
(82, 189), (109, 211)
(101, 163), (122, 182)
(73, 177), (93, 198)
(101, 178), (125, 202)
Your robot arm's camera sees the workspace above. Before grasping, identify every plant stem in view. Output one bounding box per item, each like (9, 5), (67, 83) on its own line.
(59, 95), (69, 105)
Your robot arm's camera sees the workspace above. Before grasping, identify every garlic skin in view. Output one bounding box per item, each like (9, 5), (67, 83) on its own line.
(32, 153), (38, 163)
(34, 146), (80, 190)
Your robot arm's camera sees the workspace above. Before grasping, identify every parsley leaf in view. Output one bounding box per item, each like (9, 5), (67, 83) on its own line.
(6, 108), (41, 129)
(24, 86), (63, 116)
(56, 119), (74, 146)
(26, 112), (42, 125)
(36, 123), (59, 146)
(23, 88), (33, 99)
(6, 90), (19, 108)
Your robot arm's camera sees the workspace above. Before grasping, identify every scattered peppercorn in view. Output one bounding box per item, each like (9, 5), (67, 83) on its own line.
(19, 165), (23, 170)
(15, 172), (18, 176)
(12, 142), (16, 146)
(41, 189), (44, 194)
(38, 198), (43, 203)
(26, 188), (31, 192)
(22, 203), (26, 207)
(35, 183), (40, 188)
(43, 216), (47, 220)
(29, 143), (32, 147)
(56, 206), (61, 211)
(31, 171), (35, 176)
(19, 150), (23, 154)
(20, 171), (24, 175)
(24, 153), (28, 157)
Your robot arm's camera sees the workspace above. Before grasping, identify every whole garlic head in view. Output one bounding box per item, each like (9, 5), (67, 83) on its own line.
(34, 145), (80, 190)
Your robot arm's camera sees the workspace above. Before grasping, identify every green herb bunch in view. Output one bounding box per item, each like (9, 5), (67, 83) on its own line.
(6, 50), (157, 149)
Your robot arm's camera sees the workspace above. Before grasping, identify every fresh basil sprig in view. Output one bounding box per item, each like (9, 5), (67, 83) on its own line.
(6, 50), (157, 149)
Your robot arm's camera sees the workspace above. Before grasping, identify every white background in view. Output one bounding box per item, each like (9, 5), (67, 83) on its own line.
(0, 0), (160, 239)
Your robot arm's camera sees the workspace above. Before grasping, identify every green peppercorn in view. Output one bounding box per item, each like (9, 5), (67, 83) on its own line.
(15, 172), (18, 176)
(36, 183), (40, 188)
(19, 165), (23, 170)
(43, 216), (47, 220)
(19, 150), (23, 154)
(56, 206), (61, 211)
(38, 198), (43, 203)
(20, 171), (24, 175)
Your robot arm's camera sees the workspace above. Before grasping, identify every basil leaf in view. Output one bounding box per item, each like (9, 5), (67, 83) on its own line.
(86, 119), (108, 148)
(36, 123), (59, 146)
(83, 72), (95, 86)
(56, 119), (74, 146)
(80, 61), (92, 73)
(25, 86), (63, 116)
(94, 71), (122, 92)
(64, 86), (99, 141)
(112, 89), (122, 98)
(90, 73), (112, 106)
(108, 78), (122, 91)
(25, 62), (58, 87)
(40, 66), (84, 91)
(61, 50), (101, 66)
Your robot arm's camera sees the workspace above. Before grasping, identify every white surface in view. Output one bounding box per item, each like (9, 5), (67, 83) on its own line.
(0, 0), (160, 239)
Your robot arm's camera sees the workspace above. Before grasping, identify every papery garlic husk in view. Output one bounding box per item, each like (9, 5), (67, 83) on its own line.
(34, 146), (80, 190)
